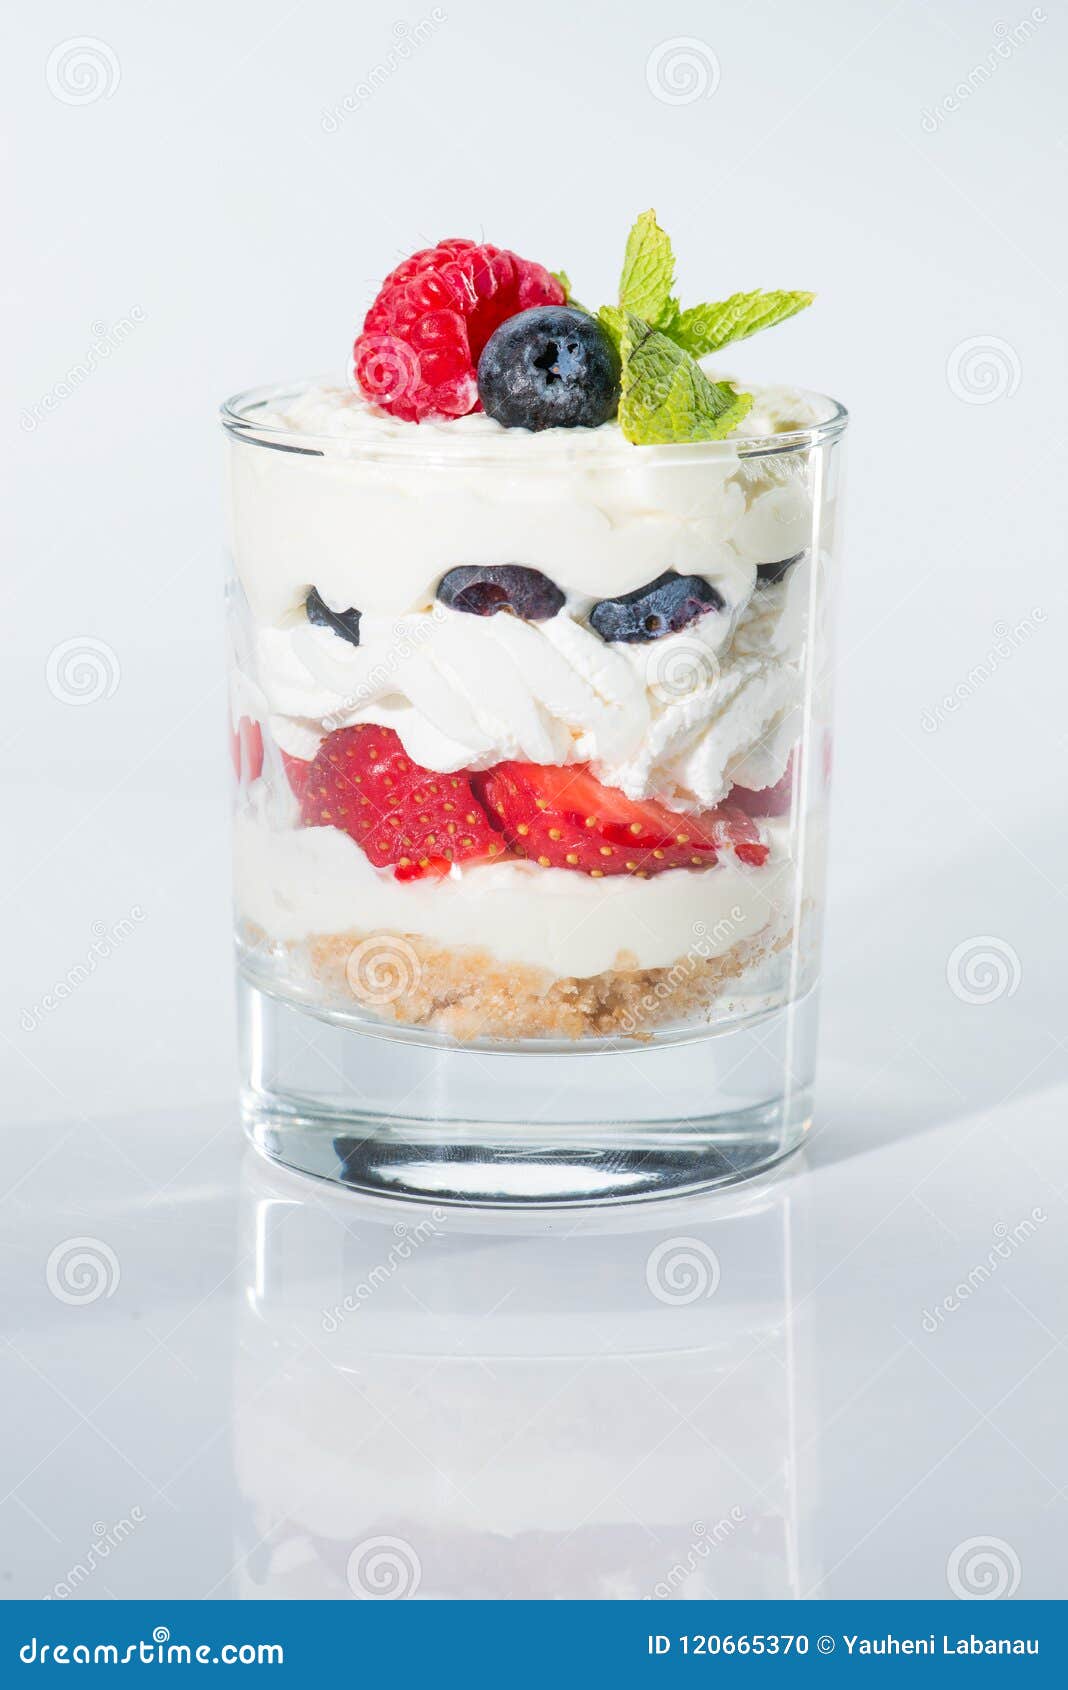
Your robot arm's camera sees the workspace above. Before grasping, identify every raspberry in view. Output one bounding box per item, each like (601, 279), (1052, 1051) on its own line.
(299, 724), (502, 879)
(352, 239), (564, 422)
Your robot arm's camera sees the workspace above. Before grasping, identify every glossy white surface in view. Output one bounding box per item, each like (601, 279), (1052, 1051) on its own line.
(2, 1075), (1065, 1600)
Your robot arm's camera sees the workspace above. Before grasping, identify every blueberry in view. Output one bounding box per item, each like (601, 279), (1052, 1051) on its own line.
(436, 564), (564, 622)
(306, 587), (361, 646)
(477, 306), (621, 432)
(589, 571), (725, 643)
(756, 551), (806, 586)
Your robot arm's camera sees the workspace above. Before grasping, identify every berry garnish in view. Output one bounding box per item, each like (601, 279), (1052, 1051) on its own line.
(472, 762), (767, 877)
(477, 306), (621, 432)
(756, 551), (805, 586)
(589, 571), (725, 644)
(230, 716), (263, 786)
(299, 724), (502, 880)
(436, 564), (564, 621)
(352, 240), (564, 423)
(306, 587), (361, 647)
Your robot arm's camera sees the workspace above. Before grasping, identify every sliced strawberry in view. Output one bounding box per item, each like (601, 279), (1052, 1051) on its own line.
(230, 716), (263, 786)
(705, 804), (769, 867)
(730, 751), (796, 820)
(299, 725), (502, 880)
(472, 762), (768, 877)
(281, 750), (313, 802)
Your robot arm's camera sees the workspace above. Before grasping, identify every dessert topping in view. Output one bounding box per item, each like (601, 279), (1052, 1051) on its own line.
(352, 239), (563, 422)
(476, 305), (620, 431)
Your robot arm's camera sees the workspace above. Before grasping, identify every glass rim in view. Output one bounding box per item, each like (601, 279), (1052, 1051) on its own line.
(220, 379), (849, 465)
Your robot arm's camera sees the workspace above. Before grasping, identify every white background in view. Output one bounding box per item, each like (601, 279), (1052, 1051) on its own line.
(3, 0), (1067, 1601)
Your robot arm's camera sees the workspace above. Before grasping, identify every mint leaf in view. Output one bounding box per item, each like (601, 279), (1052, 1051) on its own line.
(597, 304), (624, 351)
(618, 313), (752, 445)
(670, 289), (814, 357)
(618, 211), (678, 329)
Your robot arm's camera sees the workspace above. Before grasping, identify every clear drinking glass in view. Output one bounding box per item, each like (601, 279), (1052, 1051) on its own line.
(222, 383), (847, 1204)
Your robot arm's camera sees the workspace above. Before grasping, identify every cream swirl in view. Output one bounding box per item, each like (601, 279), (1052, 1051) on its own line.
(257, 575), (804, 809)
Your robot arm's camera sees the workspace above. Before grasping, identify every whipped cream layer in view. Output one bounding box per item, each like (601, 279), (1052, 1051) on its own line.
(257, 564), (807, 808)
(235, 807), (794, 977)
(229, 381), (827, 809)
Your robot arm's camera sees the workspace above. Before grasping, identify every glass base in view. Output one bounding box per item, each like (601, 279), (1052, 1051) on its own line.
(238, 977), (816, 1207)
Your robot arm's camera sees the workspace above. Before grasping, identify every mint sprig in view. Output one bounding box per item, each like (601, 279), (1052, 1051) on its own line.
(671, 289), (815, 357)
(576, 212), (814, 445)
(618, 314), (752, 445)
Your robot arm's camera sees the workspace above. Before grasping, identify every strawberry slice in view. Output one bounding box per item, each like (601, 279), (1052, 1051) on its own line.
(299, 725), (502, 880)
(280, 750), (313, 802)
(230, 716), (263, 786)
(730, 751), (796, 819)
(473, 763), (768, 877)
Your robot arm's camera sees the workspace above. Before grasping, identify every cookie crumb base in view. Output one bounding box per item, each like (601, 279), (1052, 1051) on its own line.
(275, 923), (794, 1042)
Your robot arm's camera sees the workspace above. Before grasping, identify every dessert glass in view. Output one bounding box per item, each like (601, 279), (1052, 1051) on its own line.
(222, 382), (847, 1204)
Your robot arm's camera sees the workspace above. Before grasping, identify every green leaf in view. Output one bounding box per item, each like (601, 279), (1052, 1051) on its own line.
(618, 211), (678, 329)
(597, 304), (624, 351)
(669, 290), (815, 357)
(618, 313), (752, 445)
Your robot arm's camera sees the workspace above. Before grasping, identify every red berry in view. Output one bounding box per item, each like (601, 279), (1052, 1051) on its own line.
(353, 239), (564, 422)
(730, 751), (795, 819)
(230, 716), (263, 786)
(472, 763), (768, 877)
(299, 725), (502, 880)
(280, 750), (312, 801)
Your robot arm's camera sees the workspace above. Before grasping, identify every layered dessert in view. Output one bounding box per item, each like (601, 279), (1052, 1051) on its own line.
(225, 214), (841, 1043)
